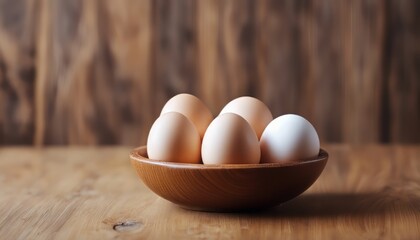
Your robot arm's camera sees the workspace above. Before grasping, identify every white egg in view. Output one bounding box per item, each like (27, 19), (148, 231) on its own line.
(260, 114), (320, 163)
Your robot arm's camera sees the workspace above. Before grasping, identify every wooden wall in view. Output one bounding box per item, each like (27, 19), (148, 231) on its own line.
(0, 0), (419, 145)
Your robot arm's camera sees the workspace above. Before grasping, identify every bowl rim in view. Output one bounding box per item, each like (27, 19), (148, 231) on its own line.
(130, 146), (328, 170)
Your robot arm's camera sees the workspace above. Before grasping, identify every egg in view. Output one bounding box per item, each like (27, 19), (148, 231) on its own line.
(161, 93), (213, 139)
(201, 113), (260, 164)
(220, 96), (273, 139)
(260, 114), (320, 163)
(147, 112), (201, 163)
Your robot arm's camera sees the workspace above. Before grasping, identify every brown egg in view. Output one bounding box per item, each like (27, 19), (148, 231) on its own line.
(161, 93), (213, 139)
(220, 96), (273, 139)
(201, 113), (260, 164)
(147, 112), (201, 163)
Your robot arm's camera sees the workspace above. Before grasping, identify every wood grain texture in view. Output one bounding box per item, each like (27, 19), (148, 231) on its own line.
(0, 145), (419, 239)
(0, 0), (38, 144)
(34, 0), (153, 145)
(0, 0), (419, 145)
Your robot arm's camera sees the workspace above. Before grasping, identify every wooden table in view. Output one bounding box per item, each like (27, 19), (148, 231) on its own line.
(0, 145), (419, 239)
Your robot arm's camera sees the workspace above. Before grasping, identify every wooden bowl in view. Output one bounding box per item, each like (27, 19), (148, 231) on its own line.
(130, 146), (328, 212)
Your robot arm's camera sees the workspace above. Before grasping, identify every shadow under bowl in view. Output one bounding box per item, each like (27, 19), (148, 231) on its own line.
(130, 146), (328, 212)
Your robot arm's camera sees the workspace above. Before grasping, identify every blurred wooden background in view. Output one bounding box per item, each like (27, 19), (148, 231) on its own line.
(0, 0), (419, 146)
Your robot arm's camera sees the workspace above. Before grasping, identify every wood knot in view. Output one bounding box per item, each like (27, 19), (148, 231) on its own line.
(113, 220), (143, 232)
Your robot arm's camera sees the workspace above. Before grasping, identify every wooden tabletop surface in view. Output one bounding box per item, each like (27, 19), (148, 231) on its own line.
(0, 145), (419, 239)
